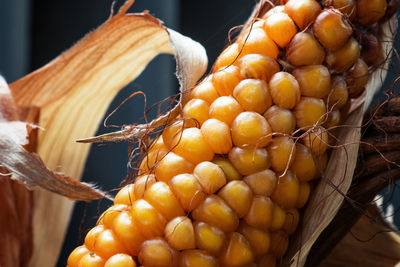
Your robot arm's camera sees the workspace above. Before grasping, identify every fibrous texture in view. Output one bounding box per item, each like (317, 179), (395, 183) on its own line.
(68, 0), (392, 266)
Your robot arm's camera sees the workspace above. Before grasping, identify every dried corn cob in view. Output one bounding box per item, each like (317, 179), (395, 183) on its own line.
(68, 0), (394, 266)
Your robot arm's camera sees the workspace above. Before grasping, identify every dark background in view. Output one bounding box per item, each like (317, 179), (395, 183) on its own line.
(0, 1), (399, 266)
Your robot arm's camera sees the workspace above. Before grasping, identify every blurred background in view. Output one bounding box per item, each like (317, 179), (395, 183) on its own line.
(0, 0), (399, 266)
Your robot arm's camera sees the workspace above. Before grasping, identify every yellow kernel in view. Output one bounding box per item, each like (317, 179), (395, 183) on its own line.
(270, 204), (287, 231)
(326, 37), (360, 73)
(302, 126), (329, 155)
(285, 0), (322, 30)
(326, 76), (348, 111)
(231, 111), (272, 147)
(357, 0), (387, 25)
(262, 5), (286, 19)
(212, 156), (242, 181)
(233, 79), (272, 114)
(194, 221), (226, 255)
(99, 204), (128, 228)
(228, 146), (271, 175)
(267, 136), (296, 172)
(131, 199), (166, 239)
(243, 169), (277, 196)
(244, 195), (274, 229)
(212, 65), (242, 96)
(264, 12), (297, 47)
(271, 170), (300, 209)
(134, 174), (157, 199)
(112, 211), (145, 255)
(138, 149), (168, 175)
(218, 180), (253, 218)
(213, 43), (240, 71)
(238, 222), (271, 256)
(209, 96), (244, 125)
(323, 0), (356, 20)
(324, 110), (341, 129)
(190, 79), (220, 104)
(114, 184), (135, 205)
(192, 195), (239, 233)
(238, 54), (280, 81)
(294, 97), (327, 129)
(264, 105), (296, 134)
(296, 182), (311, 208)
(286, 32), (326, 66)
(220, 232), (255, 267)
(237, 27), (279, 59)
(144, 181), (185, 220)
(68, 246), (89, 267)
(138, 238), (178, 267)
(104, 254), (136, 267)
(283, 208), (300, 234)
(346, 58), (369, 97)
(162, 119), (196, 149)
(169, 173), (206, 212)
(201, 118), (232, 154)
(292, 65), (331, 98)
(172, 127), (214, 164)
(165, 216), (195, 250)
(92, 229), (128, 259)
(180, 250), (219, 267)
(183, 98), (210, 125)
(194, 161), (227, 194)
(290, 143), (319, 182)
(84, 225), (104, 252)
(77, 253), (105, 267)
(269, 72), (301, 109)
(154, 152), (195, 183)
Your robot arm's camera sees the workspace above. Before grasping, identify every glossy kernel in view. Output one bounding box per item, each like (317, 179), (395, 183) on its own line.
(180, 250), (219, 267)
(296, 182), (311, 208)
(131, 199), (167, 239)
(244, 169), (277, 196)
(301, 126), (329, 155)
(114, 184), (135, 206)
(264, 12), (297, 47)
(183, 98), (210, 125)
(104, 254), (136, 267)
(231, 111), (272, 147)
(326, 37), (360, 73)
(212, 156), (242, 181)
(323, 0), (356, 19)
(134, 174), (157, 199)
(233, 79), (272, 114)
(270, 204), (287, 231)
(326, 76), (348, 110)
(220, 232), (255, 267)
(294, 97), (327, 129)
(77, 253), (105, 267)
(238, 222), (271, 256)
(194, 221), (226, 255)
(213, 43), (240, 71)
(218, 180), (253, 218)
(228, 146), (271, 175)
(286, 32), (325, 66)
(209, 96), (244, 125)
(285, 0), (322, 30)
(292, 65), (331, 98)
(267, 136), (296, 172)
(169, 173), (206, 212)
(357, 0), (387, 25)
(237, 27), (279, 59)
(68, 246), (89, 267)
(346, 58), (369, 97)
(269, 230), (289, 257)
(194, 161), (227, 194)
(238, 54), (280, 82)
(283, 208), (300, 234)
(201, 118), (232, 154)
(269, 72), (301, 109)
(165, 216), (195, 250)
(212, 65), (242, 96)
(264, 106), (296, 135)
(190, 78), (219, 104)
(138, 238), (178, 267)
(290, 143), (319, 182)
(154, 152), (195, 183)
(244, 195), (274, 229)
(271, 170), (300, 209)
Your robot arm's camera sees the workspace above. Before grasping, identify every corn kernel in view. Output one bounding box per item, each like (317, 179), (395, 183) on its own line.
(131, 199), (166, 239)
(180, 250), (219, 267)
(270, 204), (287, 231)
(243, 169), (277, 196)
(233, 79), (272, 114)
(267, 136), (296, 172)
(138, 238), (178, 267)
(290, 143), (319, 182)
(169, 173), (206, 212)
(269, 72), (301, 109)
(194, 221), (226, 255)
(201, 118), (232, 154)
(326, 76), (348, 111)
(244, 195), (274, 229)
(104, 254), (136, 267)
(218, 180), (253, 218)
(238, 222), (271, 256)
(238, 54), (280, 81)
(286, 32), (326, 66)
(212, 156), (242, 181)
(212, 65), (242, 96)
(264, 106), (296, 135)
(285, 0), (322, 30)
(271, 171), (299, 209)
(213, 43), (240, 71)
(183, 98), (210, 125)
(292, 65), (331, 98)
(154, 152), (195, 183)
(220, 232), (255, 267)
(296, 182), (311, 208)
(112, 211), (145, 255)
(283, 208), (300, 234)
(114, 184), (135, 205)
(237, 27), (279, 59)
(165, 216), (195, 250)
(346, 58), (369, 97)
(209, 96), (244, 125)
(326, 37), (360, 73)
(77, 253), (105, 267)
(294, 97), (327, 129)
(68, 246), (89, 267)
(269, 230), (289, 258)
(302, 126), (329, 155)
(134, 174), (157, 199)
(194, 161), (227, 194)
(264, 12), (297, 47)
(229, 146), (271, 175)
(190, 78), (220, 104)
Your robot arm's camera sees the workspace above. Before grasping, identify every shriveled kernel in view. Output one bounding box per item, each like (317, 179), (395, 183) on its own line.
(244, 195), (274, 229)
(138, 238), (178, 267)
(165, 216), (195, 250)
(209, 96), (244, 125)
(357, 0), (387, 25)
(244, 169), (277, 196)
(229, 146), (271, 175)
(233, 79), (272, 114)
(172, 128), (214, 164)
(286, 32), (326, 66)
(270, 204), (287, 231)
(237, 27), (279, 59)
(220, 232), (255, 267)
(238, 54), (280, 81)
(104, 254), (136, 267)
(285, 0), (322, 30)
(238, 222), (271, 256)
(292, 65), (331, 98)
(346, 58), (369, 97)
(257, 254), (276, 267)
(302, 126), (329, 155)
(294, 97), (327, 129)
(144, 182), (185, 220)
(213, 43), (240, 71)
(68, 245), (89, 267)
(91, 229), (128, 259)
(313, 9), (353, 50)
(212, 65), (242, 96)
(213, 156), (242, 181)
(296, 182), (311, 208)
(231, 111), (272, 147)
(192, 195), (239, 233)
(190, 79), (219, 104)
(78, 253), (105, 267)
(326, 76), (349, 111)
(267, 136), (296, 172)
(264, 12), (297, 47)
(283, 208), (300, 234)
(180, 250), (219, 267)
(183, 98), (210, 125)
(131, 199), (167, 239)
(290, 143), (319, 182)
(169, 173), (206, 212)
(155, 152), (195, 183)
(269, 72), (301, 109)
(112, 211), (145, 255)
(218, 180), (253, 217)
(114, 184), (135, 205)
(134, 174), (157, 199)
(194, 161), (227, 194)
(270, 230), (289, 257)
(271, 170), (300, 209)
(99, 204), (128, 228)
(201, 119), (232, 154)
(194, 221), (226, 255)
(326, 37), (360, 73)
(264, 106), (296, 134)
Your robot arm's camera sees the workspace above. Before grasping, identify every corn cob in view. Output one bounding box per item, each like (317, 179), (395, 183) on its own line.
(67, 0), (393, 266)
